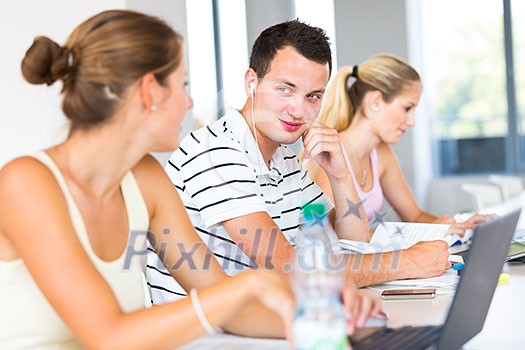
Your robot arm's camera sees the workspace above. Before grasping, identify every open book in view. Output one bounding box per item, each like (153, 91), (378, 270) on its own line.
(338, 222), (471, 254)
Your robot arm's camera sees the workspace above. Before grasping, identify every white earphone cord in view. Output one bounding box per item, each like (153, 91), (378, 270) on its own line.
(250, 89), (272, 202)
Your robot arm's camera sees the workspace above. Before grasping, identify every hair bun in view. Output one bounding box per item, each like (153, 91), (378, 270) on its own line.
(21, 36), (73, 86)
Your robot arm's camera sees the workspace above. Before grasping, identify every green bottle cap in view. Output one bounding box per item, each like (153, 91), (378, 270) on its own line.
(302, 203), (327, 221)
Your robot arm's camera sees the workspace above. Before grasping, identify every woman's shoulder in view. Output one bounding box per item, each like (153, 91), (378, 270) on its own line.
(375, 142), (396, 161)
(132, 153), (162, 172)
(375, 142), (399, 175)
(0, 155), (70, 233)
(131, 154), (167, 191)
(131, 154), (176, 214)
(0, 155), (57, 192)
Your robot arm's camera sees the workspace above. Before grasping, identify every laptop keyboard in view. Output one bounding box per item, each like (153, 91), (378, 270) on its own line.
(352, 325), (443, 350)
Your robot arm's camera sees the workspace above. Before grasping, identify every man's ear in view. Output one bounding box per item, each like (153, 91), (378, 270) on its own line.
(244, 68), (258, 98)
(140, 73), (156, 111)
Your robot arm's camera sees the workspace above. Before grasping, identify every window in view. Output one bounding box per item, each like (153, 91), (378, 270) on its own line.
(216, 0), (249, 113)
(513, 0), (525, 169)
(186, 0), (249, 124)
(185, 0), (338, 125)
(419, 0), (524, 174)
(294, 0), (338, 71)
(185, 0), (218, 126)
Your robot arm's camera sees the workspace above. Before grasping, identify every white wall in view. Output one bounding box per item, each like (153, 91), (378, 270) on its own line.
(0, 1), (127, 168)
(125, 0), (194, 166)
(0, 0), (195, 169)
(0, 1), (432, 209)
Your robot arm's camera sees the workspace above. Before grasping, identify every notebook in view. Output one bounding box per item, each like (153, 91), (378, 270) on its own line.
(507, 241), (525, 262)
(453, 225), (525, 262)
(350, 208), (522, 350)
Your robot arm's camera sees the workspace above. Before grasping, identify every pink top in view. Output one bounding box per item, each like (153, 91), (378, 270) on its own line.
(342, 147), (384, 223)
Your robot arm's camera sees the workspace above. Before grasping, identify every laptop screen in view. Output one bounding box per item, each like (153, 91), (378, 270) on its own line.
(437, 208), (521, 350)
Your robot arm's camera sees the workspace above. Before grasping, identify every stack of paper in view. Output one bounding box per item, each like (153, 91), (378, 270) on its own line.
(338, 222), (462, 254)
(374, 268), (460, 289)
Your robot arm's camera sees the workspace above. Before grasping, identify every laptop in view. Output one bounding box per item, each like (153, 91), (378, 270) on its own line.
(453, 221), (525, 262)
(507, 241), (525, 262)
(351, 208), (522, 350)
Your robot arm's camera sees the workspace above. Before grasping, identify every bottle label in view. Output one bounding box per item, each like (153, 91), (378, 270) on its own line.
(293, 319), (348, 350)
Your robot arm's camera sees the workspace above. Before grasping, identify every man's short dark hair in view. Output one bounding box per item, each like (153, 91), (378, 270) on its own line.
(249, 19), (332, 80)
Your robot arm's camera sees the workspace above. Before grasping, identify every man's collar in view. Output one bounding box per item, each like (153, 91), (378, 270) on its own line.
(222, 108), (285, 178)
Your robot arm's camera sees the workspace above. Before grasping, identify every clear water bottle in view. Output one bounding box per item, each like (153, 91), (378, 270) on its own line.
(292, 203), (349, 350)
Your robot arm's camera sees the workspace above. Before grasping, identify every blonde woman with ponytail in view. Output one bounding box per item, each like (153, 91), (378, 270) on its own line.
(309, 54), (490, 235)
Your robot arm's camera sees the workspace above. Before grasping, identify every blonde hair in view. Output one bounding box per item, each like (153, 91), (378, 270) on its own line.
(21, 10), (183, 132)
(319, 54), (420, 131)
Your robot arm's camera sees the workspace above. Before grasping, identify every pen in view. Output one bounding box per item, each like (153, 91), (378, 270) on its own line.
(453, 263), (464, 275)
(451, 239), (463, 247)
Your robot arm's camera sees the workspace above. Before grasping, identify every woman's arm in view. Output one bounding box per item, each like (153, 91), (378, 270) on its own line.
(377, 144), (490, 235)
(134, 155), (290, 338)
(0, 157), (293, 349)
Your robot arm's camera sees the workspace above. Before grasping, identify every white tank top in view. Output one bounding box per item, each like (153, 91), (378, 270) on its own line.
(0, 152), (150, 349)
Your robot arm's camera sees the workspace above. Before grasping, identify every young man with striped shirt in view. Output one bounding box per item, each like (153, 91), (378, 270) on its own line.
(147, 20), (450, 306)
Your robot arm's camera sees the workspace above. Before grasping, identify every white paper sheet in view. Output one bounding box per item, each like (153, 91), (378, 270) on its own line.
(339, 222), (451, 253)
(374, 269), (460, 289)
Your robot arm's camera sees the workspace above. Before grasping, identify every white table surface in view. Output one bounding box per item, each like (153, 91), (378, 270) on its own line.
(182, 195), (525, 349)
(181, 263), (525, 349)
(373, 262), (525, 349)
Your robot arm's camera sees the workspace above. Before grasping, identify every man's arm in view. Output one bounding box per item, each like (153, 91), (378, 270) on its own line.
(346, 240), (451, 287)
(223, 212), (295, 274)
(221, 208), (450, 296)
(302, 122), (370, 242)
(222, 211), (385, 329)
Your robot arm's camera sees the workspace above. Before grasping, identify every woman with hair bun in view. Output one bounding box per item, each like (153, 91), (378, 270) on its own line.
(308, 54), (490, 236)
(0, 10), (293, 349)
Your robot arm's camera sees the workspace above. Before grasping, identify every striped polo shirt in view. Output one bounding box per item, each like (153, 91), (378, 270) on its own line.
(146, 108), (333, 304)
